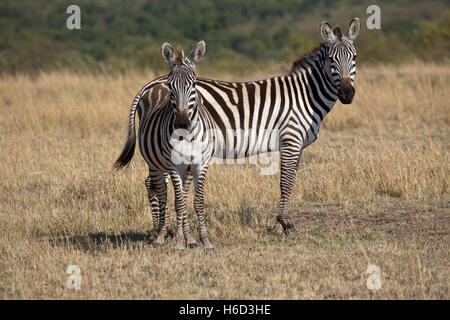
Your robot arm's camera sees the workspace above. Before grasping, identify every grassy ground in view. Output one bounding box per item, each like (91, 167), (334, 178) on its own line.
(0, 62), (448, 299)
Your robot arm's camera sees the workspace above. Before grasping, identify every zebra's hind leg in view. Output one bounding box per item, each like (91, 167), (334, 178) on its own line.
(193, 166), (214, 250)
(145, 175), (175, 244)
(145, 176), (160, 234)
(182, 174), (198, 248)
(150, 172), (170, 246)
(277, 147), (300, 236)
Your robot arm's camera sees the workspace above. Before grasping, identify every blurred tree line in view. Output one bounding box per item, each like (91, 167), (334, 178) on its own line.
(0, 0), (448, 75)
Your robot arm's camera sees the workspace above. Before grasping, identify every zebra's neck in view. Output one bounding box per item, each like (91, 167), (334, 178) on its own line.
(290, 42), (335, 88)
(288, 42), (339, 122)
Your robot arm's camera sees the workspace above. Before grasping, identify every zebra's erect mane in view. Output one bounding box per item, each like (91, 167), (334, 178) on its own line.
(289, 42), (326, 73)
(173, 46), (184, 65)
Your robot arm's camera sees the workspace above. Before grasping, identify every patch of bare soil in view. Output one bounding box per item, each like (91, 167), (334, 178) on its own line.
(292, 200), (449, 239)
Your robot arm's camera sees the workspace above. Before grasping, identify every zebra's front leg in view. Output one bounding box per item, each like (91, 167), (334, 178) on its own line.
(170, 171), (190, 250)
(193, 166), (214, 250)
(277, 148), (300, 235)
(182, 174), (198, 248)
(162, 174), (176, 239)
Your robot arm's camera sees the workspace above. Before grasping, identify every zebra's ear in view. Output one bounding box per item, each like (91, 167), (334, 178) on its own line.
(161, 42), (175, 64)
(320, 21), (336, 42)
(187, 40), (206, 65)
(347, 18), (360, 42)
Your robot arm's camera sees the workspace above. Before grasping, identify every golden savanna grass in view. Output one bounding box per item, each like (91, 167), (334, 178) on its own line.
(0, 62), (448, 299)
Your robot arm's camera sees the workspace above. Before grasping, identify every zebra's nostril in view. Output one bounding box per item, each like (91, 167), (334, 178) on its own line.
(339, 83), (354, 96)
(343, 86), (354, 96)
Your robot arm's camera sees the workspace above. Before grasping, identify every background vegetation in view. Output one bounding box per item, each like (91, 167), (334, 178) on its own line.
(0, 0), (449, 75)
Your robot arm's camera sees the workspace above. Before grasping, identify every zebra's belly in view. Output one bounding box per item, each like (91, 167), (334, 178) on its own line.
(212, 129), (281, 160)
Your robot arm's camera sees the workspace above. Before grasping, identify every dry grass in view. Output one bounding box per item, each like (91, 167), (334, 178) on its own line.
(0, 62), (448, 299)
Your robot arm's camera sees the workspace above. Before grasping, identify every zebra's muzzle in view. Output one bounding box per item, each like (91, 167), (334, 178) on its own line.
(338, 78), (355, 104)
(175, 108), (191, 130)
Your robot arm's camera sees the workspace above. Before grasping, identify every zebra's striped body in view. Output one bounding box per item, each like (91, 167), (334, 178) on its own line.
(115, 18), (360, 239)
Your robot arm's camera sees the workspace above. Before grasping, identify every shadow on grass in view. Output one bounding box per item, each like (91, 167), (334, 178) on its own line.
(48, 231), (156, 251)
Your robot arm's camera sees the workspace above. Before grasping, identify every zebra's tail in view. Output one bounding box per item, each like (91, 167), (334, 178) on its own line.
(113, 93), (141, 170)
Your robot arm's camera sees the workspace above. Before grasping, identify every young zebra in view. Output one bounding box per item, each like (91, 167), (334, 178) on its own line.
(116, 41), (215, 250)
(115, 18), (360, 238)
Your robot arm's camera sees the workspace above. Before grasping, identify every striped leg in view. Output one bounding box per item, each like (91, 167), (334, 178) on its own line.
(145, 175), (175, 243)
(170, 171), (190, 250)
(182, 174), (198, 248)
(183, 174), (193, 197)
(145, 176), (160, 233)
(163, 174), (176, 239)
(194, 166), (214, 250)
(150, 172), (171, 246)
(277, 144), (301, 235)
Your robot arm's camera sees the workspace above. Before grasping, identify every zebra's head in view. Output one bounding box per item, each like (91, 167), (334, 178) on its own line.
(320, 18), (360, 104)
(161, 41), (206, 130)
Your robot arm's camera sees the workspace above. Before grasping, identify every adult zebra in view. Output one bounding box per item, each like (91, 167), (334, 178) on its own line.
(115, 18), (360, 240)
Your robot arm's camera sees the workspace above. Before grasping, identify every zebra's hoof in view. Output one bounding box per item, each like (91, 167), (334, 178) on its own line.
(188, 243), (198, 249)
(154, 235), (166, 246)
(284, 228), (296, 236)
(174, 244), (185, 250)
(203, 242), (214, 251)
